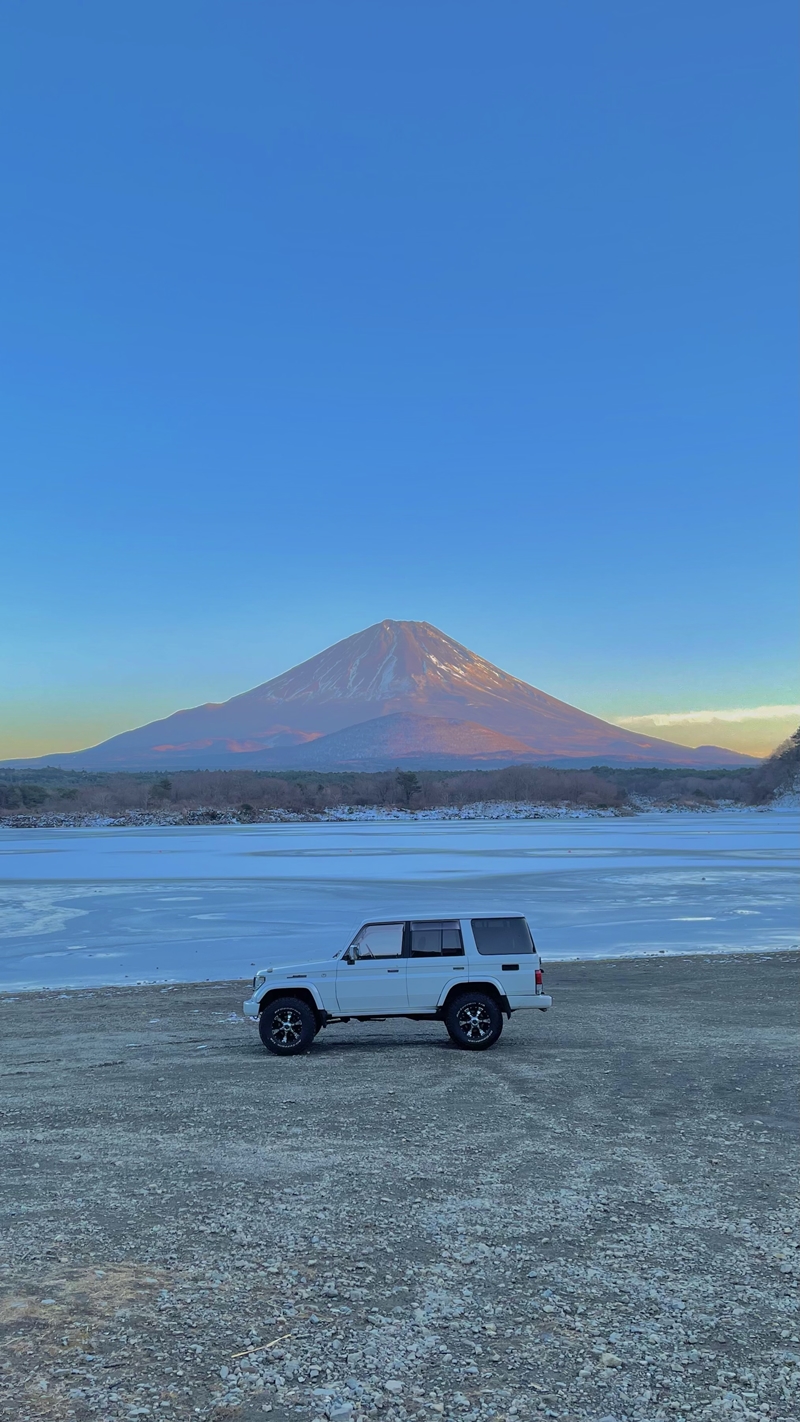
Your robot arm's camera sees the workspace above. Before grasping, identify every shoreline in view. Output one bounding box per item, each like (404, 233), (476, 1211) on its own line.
(3, 946), (798, 1000)
(0, 798), (784, 830)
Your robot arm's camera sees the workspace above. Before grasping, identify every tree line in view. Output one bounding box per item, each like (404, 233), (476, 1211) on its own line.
(1, 735), (797, 818)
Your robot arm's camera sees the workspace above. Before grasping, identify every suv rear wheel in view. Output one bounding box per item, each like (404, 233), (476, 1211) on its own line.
(259, 996), (316, 1056)
(444, 991), (503, 1051)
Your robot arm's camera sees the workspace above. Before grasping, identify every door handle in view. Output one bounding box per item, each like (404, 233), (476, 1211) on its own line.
(387, 968), (400, 973)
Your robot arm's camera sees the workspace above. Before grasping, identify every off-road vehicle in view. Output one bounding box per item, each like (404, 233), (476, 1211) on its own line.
(243, 915), (551, 1055)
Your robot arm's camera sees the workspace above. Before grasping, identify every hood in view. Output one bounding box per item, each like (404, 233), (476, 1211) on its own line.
(255, 955), (341, 978)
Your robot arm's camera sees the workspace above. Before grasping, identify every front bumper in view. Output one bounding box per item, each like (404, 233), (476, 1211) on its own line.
(243, 996), (261, 1017)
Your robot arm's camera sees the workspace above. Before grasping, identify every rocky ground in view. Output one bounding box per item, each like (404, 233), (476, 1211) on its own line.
(0, 802), (758, 829)
(1, 954), (798, 1422)
(0, 804), (628, 829)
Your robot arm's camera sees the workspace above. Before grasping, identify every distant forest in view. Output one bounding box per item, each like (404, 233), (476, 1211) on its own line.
(1, 730), (797, 820)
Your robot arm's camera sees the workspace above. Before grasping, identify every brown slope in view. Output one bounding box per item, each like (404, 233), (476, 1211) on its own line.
(249, 713), (541, 770)
(2, 620), (757, 769)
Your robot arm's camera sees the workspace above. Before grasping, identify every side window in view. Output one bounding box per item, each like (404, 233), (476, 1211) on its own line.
(410, 920), (464, 957)
(352, 922), (404, 958)
(471, 917), (534, 955)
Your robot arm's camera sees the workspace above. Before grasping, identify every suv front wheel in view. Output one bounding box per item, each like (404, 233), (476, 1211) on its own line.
(259, 996), (316, 1056)
(444, 991), (503, 1051)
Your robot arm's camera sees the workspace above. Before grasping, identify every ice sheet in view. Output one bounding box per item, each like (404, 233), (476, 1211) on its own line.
(0, 811), (797, 990)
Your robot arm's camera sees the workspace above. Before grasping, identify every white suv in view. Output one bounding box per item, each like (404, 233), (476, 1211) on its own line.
(243, 915), (552, 1055)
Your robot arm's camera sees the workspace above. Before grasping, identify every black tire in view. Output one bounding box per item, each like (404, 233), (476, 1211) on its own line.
(259, 996), (317, 1056)
(444, 991), (503, 1051)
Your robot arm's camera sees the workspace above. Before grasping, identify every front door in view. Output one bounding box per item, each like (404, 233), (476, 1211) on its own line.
(406, 919), (466, 1010)
(335, 922), (408, 1013)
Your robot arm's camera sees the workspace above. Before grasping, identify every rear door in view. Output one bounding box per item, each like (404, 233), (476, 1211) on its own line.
(335, 922), (408, 1013)
(406, 919), (467, 1010)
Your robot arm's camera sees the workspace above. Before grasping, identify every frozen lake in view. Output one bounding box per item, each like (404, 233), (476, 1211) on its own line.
(0, 811), (797, 990)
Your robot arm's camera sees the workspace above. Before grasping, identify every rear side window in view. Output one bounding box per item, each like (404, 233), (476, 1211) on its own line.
(471, 917), (534, 955)
(410, 920), (464, 957)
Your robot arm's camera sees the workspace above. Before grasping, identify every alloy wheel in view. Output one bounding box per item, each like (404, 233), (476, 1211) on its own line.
(456, 1001), (493, 1042)
(270, 1006), (304, 1047)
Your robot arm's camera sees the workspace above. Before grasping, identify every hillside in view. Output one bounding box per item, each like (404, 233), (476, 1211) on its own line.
(250, 712), (540, 770)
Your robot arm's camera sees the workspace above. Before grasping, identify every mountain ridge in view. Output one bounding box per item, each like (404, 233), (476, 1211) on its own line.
(2, 620), (757, 770)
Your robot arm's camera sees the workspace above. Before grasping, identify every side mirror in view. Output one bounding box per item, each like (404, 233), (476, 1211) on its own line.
(344, 943), (358, 964)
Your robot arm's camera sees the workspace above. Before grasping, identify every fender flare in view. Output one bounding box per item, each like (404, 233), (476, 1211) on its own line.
(257, 981), (327, 1014)
(438, 978), (511, 1018)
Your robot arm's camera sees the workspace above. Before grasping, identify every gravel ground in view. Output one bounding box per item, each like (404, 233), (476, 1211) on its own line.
(1, 953), (798, 1422)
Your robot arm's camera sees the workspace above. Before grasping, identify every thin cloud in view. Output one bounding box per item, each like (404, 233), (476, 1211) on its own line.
(616, 705), (800, 728)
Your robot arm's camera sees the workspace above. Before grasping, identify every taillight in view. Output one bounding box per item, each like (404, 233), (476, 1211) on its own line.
(535, 968), (543, 993)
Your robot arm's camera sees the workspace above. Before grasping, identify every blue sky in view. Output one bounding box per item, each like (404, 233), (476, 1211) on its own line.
(1, 1), (797, 758)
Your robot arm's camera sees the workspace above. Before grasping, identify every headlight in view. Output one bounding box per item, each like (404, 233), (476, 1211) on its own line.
(253, 973), (266, 991)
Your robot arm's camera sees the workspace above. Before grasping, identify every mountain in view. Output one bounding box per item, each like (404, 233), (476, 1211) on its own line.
(3, 620), (757, 770)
